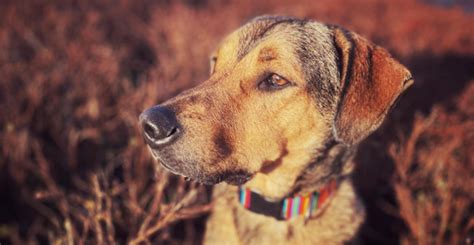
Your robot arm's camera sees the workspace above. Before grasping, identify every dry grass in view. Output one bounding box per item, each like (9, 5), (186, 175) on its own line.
(0, 0), (473, 244)
(390, 83), (474, 245)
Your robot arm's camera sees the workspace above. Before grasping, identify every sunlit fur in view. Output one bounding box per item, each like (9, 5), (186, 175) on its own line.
(153, 17), (339, 196)
(145, 15), (412, 244)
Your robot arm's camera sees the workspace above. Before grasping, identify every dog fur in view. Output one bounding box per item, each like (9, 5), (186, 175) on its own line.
(140, 16), (413, 244)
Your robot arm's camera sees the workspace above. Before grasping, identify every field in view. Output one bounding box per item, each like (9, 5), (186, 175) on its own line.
(0, 0), (473, 244)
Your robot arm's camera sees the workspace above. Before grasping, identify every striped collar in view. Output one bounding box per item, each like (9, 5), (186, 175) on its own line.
(238, 179), (338, 220)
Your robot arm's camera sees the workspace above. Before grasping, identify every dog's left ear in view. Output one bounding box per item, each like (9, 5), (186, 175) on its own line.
(332, 27), (414, 145)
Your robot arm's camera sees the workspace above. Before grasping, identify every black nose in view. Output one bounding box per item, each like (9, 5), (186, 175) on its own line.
(139, 106), (181, 148)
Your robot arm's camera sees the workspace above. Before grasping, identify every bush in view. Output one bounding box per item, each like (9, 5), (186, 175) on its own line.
(0, 0), (472, 243)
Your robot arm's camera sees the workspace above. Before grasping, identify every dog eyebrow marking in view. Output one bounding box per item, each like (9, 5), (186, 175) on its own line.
(258, 47), (278, 62)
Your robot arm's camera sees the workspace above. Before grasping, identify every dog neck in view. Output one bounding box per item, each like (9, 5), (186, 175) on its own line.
(290, 139), (355, 196)
(242, 137), (353, 199)
(237, 139), (355, 220)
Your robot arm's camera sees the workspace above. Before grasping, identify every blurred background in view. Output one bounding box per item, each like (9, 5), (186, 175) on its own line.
(0, 0), (473, 244)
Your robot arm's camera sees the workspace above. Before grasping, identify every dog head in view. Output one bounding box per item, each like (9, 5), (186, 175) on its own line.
(139, 16), (412, 196)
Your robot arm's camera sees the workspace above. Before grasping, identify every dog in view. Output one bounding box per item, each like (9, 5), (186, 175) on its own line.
(139, 16), (413, 244)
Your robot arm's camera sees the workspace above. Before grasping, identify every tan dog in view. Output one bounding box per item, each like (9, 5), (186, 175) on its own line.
(139, 16), (413, 244)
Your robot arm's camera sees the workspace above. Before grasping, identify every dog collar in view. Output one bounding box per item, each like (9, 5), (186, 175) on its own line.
(238, 179), (338, 220)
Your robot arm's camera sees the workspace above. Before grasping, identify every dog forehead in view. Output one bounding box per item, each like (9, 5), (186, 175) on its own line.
(238, 17), (340, 98)
(215, 17), (298, 63)
(235, 17), (333, 58)
(214, 16), (340, 112)
(235, 17), (302, 60)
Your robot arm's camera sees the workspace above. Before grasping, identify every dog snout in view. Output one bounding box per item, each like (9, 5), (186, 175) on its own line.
(139, 106), (181, 149)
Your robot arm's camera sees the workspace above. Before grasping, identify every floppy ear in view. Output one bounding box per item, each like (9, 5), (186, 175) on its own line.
(332, 27), (414, 145)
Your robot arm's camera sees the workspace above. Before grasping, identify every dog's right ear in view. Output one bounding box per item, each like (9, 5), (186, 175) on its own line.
(331, 27), (413, 145)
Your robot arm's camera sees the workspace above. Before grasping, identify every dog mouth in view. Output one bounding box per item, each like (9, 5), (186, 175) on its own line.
(149, 147), (186, 176)
(217, 170), (254, 185)
(148, 146), (254, 185)
(156, 159), (254, 186)
(190, 171), (254, 186)
(187, 170), (254, 186)
(170, 166), (254, 186)
(159, 160), (182, 176)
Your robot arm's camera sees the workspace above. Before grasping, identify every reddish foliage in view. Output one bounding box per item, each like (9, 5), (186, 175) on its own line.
(390, 91), (474, 244)
(0, 0), (472, 244)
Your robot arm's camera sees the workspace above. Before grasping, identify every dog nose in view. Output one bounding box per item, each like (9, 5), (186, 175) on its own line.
(139, 106), (180, 148)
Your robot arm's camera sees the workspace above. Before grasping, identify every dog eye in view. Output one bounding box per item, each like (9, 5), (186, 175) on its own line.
(258, 74), (291, 91)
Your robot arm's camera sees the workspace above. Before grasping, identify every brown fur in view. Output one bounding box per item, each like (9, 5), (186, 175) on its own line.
(332, 28), (413, 145)
(140, 15), (413, 244)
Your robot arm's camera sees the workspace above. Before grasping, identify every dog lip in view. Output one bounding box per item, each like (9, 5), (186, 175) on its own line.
(224, 174), (254, 185)
(222, 171), (255, 186)
(146, 146), (181, 174)
(153, 171), (254, 186)
(148, 148), (255, 186)
(185, 172), (255, 186)
(159, 161), (173, 171)
(158, 161), (184, 176)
